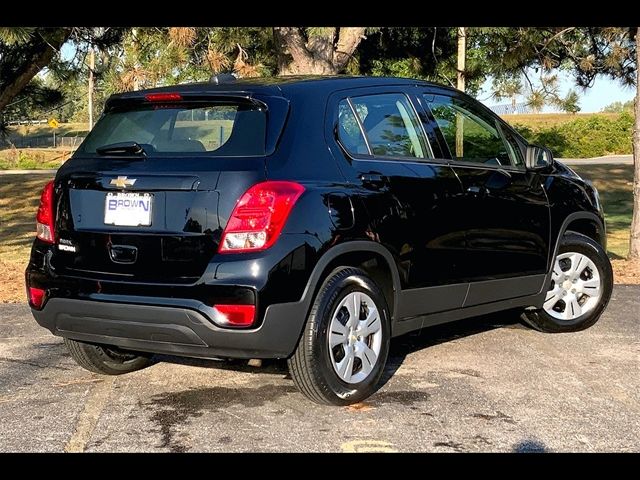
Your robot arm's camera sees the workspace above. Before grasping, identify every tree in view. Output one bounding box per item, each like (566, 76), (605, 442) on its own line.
(472, 27), (638, 257)
(0, 28), (72, 112)
(0, 27), (128, 129)
(559, 89), (581, 114)
(274, 27), (367, 75)
(492, 76), (523, 113)
(629, 28), (640, 259)
(602, 100), (634, 112)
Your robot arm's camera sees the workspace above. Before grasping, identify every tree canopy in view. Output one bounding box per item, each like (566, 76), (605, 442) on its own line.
(0, 27), (637, 123)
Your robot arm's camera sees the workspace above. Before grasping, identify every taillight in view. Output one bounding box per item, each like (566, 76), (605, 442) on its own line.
(219, 181), (305, 253)
(212, 304), (256, 327)
(28, 287), (46, 309)
(145, 92), (182, 102)
(36, 181), (55, 243)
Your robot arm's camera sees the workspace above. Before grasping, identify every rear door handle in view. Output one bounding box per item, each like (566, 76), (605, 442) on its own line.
(361, 173), (388, 187)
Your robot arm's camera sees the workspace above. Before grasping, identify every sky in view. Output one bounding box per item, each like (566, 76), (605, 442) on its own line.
(478, 70), (635, 113)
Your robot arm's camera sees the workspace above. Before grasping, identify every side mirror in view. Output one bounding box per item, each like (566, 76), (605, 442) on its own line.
(525, 145), (553, 170)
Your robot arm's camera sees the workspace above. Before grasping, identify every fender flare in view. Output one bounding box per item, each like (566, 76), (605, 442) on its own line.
(542, 211), (605, 292)
(262, 241), (402, 357)
(303, 241), (401, 320)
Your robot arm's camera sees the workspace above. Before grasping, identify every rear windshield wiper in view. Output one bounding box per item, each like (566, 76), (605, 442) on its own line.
(96, 141), (147, 156)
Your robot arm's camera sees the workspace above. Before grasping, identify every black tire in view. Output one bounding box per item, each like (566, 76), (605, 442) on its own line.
(288, 267), (391, 406)
(523, 232), (613, 333)
(64, 338), (153, 375)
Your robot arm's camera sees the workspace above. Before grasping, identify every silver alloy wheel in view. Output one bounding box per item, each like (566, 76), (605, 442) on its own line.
(328, 291), (383, 384)
(544, 251), (602, 321)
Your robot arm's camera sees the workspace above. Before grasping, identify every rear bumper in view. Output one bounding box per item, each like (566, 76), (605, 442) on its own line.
(31, 297), (307, 359)
(26, 233), (322, 359)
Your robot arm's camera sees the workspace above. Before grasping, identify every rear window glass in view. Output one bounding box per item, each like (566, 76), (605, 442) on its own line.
(79, 103), (267, 156)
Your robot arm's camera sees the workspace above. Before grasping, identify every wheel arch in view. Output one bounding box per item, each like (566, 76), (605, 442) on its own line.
(543, 212), (606, 292)
(262, 241), (402, 359)
(304, 241), (401, 323)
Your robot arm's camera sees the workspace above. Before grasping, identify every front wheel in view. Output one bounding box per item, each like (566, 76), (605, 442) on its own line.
(288, 267), (391, 405)
(523, 232), (613, 333)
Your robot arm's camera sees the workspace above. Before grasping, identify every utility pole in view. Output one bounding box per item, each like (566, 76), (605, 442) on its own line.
(457, 27), (466, 92)
(88, 48), (95, 130)
(455, 27), (466, 158)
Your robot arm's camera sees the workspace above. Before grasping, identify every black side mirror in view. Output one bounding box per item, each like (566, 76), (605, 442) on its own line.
(525, 145), (553, 170)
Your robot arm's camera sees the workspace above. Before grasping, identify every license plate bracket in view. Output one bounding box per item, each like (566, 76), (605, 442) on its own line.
(104, 192), (153, 227)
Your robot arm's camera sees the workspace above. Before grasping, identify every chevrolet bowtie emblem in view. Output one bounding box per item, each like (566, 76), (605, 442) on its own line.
(110, 176), (136, 188)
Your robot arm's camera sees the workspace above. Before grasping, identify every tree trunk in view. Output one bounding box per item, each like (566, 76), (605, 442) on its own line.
(0, 28), (71, 111)
(629, 27), (640, 259)
(274, 27), (365, 75)
(88, 48), (95, 130)
(455, 27), (466, 158)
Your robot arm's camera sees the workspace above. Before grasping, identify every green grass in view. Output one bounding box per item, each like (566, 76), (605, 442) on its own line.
(570, 164), (633, 258)
(0, 173), (55, 302)
(500, 112), (619, 128)
(0, 148), (71, 170)
(503, 112), (634, 158)
(0, 161), (635, 301)
(6, 122), (89, 141)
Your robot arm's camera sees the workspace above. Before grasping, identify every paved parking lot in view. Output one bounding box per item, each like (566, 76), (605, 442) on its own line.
(1, 286), (638, 452)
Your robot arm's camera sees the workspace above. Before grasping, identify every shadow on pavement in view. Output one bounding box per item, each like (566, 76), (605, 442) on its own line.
(512, 440), (549, 453)
(379, 308), (525, 388)
(155, 309), (526, 389)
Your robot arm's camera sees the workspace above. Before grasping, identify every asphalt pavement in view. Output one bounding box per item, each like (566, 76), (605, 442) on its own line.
(0, 286), (638, 452)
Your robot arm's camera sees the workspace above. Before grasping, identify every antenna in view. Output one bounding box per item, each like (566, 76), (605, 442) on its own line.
(210, 73), (237, 85)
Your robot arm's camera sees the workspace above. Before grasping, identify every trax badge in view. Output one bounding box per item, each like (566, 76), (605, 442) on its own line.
(58, 238), (77, 253)
(110, 176), (136, 188)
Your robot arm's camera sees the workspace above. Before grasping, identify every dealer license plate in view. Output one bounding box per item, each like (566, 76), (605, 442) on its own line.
(104, 192), (153, 226)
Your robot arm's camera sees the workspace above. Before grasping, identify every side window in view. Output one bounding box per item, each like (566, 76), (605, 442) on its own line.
(425, 95), (523, 167)
(337, 100), (369, 156)
(349, 93), (432, 159)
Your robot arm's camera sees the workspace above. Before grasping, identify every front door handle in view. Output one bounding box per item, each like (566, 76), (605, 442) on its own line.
(361, 172), (388, 188)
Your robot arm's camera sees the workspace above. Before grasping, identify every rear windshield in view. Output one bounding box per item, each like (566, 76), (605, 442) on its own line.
(78, 102), (267, 156)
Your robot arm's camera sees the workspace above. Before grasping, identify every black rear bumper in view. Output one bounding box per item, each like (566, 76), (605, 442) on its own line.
(31, 297), (307, 359)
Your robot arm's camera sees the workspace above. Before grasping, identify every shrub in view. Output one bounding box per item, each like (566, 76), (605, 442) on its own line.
(0, 148), (49, 169)
(511, 112), (633, 158)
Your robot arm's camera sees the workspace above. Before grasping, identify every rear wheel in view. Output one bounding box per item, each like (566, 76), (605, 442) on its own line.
(288, 267), (391, 405)
(523, 232), (613, 333)
(64, 338), (153, 375)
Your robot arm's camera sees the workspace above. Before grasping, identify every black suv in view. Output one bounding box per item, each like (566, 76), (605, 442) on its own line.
(26, 76), (613, 405)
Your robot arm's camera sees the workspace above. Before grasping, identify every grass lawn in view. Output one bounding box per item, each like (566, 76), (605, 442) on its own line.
(0, 173), (55, 302)
(0, 164), (636, 302)
(570, 164), (633, 258)
(7, 122), (89, 140)
(0, 148), (71, 170)
(500, 112), (620, 128)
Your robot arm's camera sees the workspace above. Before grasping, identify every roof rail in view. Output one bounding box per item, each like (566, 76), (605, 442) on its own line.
(209, 73), (237, 85)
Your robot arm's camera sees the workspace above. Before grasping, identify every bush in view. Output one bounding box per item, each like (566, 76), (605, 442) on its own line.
(0, 148), (52, 169)
(511, 112), (633, 158)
